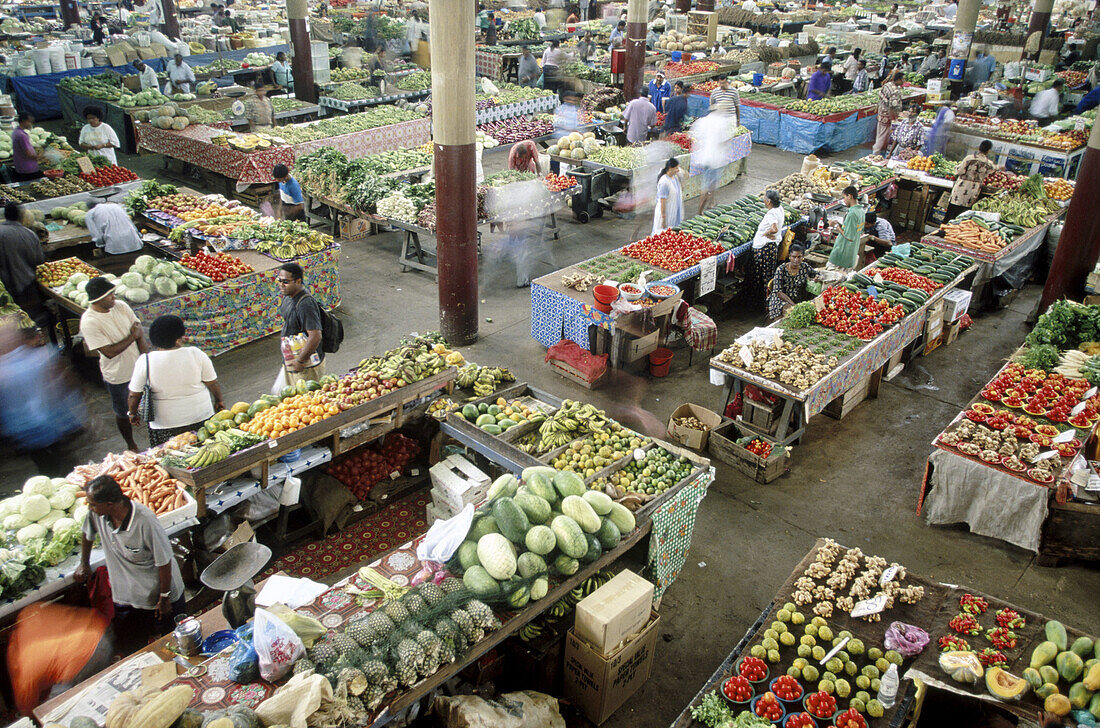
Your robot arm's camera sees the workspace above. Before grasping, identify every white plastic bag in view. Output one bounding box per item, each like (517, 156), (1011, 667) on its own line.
(254, 607), (304, 682)
(272, 367), (288, 396)
(416, 503), (474, 563)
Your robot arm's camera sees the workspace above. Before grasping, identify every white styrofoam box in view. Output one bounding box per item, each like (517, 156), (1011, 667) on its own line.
(425, 500), (448, 526)
(429, 454), (490, 513)
(430, 487), (463, 518)
(942, 288), (972, 322)
(157, 486), (198, 530)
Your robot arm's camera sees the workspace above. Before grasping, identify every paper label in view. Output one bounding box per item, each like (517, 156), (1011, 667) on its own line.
(814, 296), (825, 312)
(1070, 401), (1088, 417)
(389, 470), (401, 480)
(879, 565), (899, 585)
(76, 156), (95, 174)
(633, 448), (646, 462)
(739, 345), (754, 368)
(699, 255), (718, 296)
(1053, 428), (1076, 444)
(709, 368), (726, 386)
(850, 594), (888, 618)
(1085, 387), (1097, 399)
(1032, 450), (1059, 463)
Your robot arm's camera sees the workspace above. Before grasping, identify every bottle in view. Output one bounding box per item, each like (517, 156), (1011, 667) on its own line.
(877, 662), (898, 709)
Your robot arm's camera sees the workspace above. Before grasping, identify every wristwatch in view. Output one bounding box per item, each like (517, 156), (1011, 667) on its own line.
(159, 591), (171, 598)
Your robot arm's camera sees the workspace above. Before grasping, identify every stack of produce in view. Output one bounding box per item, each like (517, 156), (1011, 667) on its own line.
(242, 52), (276, 66)
(0, 183), (34, 204)
(766, 172), (830, 203)
(396, 70), (431, 91)
(123, 180), (179, 215)
(0, 126), (71, 164)
(983, 169), (1025, 191)
(179, 250), (253, 281)
(331, 67), (374, 83)
(751, 89), (880, 116)
(36, 258), (100, 287)
(0, 475), (89, 598)
(272, 97), (311, 113)
(972, 194), (1061, 227)
(328, 82), (380, 101)
(230, 220), (334, 260)
(47, 202), (91, 229)
(78, 165), (139, 186)
(935, 217), (1016, 254)
(326, 433), (421, 500)
(1043, 178), (1074, 201)
(679, 195), (801, 249)
(451, 396), (549, 436)
(718, 335), (843, 389)
(547, 131), (604, 161)
(277, 106), (423, 144)
(29, 175), (93, 199)
(295, 147), (434, 215)
(586, 145), (647, 169)
(621, 229), (723, 272)
(192, 58), (243, 75)
(476, 117), (554, 144)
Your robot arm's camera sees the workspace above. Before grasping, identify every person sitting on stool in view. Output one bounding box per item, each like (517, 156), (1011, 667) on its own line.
(863, 210), (895, 261)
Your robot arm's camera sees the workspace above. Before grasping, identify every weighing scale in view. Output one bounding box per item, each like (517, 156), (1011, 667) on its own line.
(199, 541), (272, 629)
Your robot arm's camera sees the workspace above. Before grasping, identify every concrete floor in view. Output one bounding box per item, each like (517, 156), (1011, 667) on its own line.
(5, 121), (1097, 726)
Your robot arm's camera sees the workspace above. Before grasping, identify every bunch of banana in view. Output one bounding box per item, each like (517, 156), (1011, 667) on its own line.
(536, 400), (610, 451)
(186, 440), (231, 468)
(455, 364), (481, 389)
(519, 623), (543, 641)
(471, 366), (516, 397)
(519, 570), (615, 641)
(427, 397), (458, 420)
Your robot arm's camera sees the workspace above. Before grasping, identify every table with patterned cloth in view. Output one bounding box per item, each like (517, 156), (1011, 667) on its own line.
(292, 116), (432, 160)
(475, 49), (507, 79)
(135, 123), (295, 185)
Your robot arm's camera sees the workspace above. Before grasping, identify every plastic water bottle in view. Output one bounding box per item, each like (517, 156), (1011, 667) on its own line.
(877, 663), (899, 709)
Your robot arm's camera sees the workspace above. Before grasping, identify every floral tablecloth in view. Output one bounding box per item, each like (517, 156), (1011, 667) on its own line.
(133, 247), (340, 356)
(136, 123), (294, 185)
(476, 50), (508, 80)
(292, 117), (432, 160)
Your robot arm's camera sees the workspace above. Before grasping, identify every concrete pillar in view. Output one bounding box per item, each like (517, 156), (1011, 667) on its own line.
(161, 0), (180, 39)
(59, 0), (80, 29)
(287, 0), (317, 103)
(1039, 121), (1100, 310)
(430, 0), (478, 345)
(624, 0), (647, 102)
(946, 0), (978, 93)
(1023, 0), (1055, 61)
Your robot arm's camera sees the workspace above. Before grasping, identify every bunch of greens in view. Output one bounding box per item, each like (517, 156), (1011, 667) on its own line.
(484, 170), (537, 187)
(786, 301), (817, 328)
(375, 15), (407, 40)
(1014, 344), (1060, 371)
(690, 692), (732, 728)
(328, 82), (379, 101)
(26, 521), (82, 567)
(345, 173), (400, 213)
(403, 182), (435, 209)
(1020, 173), (1047, 199)
(1026, 300), (1100, 350)
(124, 180), (178, 216)
(508, 17), (540, 40)
(0, 549), (45, 600)
(277, 106), (422, 144)
(396, 70), (432, 91)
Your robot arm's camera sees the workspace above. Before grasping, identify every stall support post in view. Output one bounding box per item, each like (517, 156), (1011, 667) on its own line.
(287, 0), (317, 103)
(624, 0), (647, 102)
(947, 0), (978, 96)
(1039, 121), (1100, 311)
(59, 0), (80, 29)
(675, 0), (691, 13)
(430, 0), (479, 345)
(161, 0), (180, 41)
(1023, 0), (1055, 61)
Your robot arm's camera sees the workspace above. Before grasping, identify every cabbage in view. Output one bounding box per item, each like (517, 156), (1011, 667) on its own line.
(20, 493), (51, 521)
(51, 516), (78, 535)
(16, 523), (48, 544)
(50, 477), (69, 489)
(0, 496), (21, 519)
(72, 504), (89, 525)
(125, 287), (150, 303)
(170, 271), (186, 286)
(49, 489), (75, 511)
(120, 271), (144, 288)
(154, 277), (177, 296)
(67, 272), (90, 286)
(37, 509), (64, 528)
(134, 254), (158, 275)
(152, 262), (174, 277)
(3, 514), (29, 530)
(23, 476), (54, 497)
(61, 283), (76, 296)
(77, 280), (89, 293)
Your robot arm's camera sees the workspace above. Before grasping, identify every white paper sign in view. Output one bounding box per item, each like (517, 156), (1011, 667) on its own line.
(1032, 450), (1059, 463)
(1085, 386), (1097, 399)
(879, 565), (899, 586)
(710, 368), (727, 386)
(850, 594), (888, 618)
(699, 255), (718, 296)
(1053, 428), (1077, 444)
(1070, 401), (1088, 417)
(739, 345), (754, 368)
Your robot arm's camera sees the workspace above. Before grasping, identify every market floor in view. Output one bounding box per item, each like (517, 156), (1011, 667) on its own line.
(5, 125), (1098, 726)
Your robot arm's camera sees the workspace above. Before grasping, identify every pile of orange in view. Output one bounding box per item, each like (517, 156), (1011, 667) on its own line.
(240, 393), (340, 439)
(907, 155), (934, 171)
(1043, 178), (1074, 201)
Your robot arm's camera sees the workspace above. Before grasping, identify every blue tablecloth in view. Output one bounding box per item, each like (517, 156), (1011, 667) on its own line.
(3, 43), (288, 119)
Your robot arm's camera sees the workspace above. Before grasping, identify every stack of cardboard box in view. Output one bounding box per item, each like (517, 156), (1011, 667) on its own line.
(426, 455), (490, 525)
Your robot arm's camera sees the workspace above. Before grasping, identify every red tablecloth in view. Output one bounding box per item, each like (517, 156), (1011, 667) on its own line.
(135, 123), (293, 184)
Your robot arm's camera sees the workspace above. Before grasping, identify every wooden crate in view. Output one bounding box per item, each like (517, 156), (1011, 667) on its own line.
(1037, 497), (1100, 566)
(822, 369), (880, 420)
(547, 357), (607, 390)
(742, 397), (783, 436)
(708, 420), (789, 483)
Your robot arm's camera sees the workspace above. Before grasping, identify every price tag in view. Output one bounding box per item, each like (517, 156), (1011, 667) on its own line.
(1032, 449), (1059, 463)
(633, 448), (646, 462)
(1053, 428), (1077, 443)
(814, 296), (825, 312)
(739, 345), (754, 368)
(709, 368), (726, 386)
(867, 285), (878, 298)
(850, 594), (888, 618)
(389, 470), (401, 480)
(76, 156), (95, 175)
(820, 635), (851, 665)
(879, 565), (899, 586)
(268, 440), (278, 448)
(1070, 401), (1088, 417)
(699, 255), (717, 296)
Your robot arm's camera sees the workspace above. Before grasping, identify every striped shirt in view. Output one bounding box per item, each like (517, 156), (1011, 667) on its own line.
(710, 87), (740, 122)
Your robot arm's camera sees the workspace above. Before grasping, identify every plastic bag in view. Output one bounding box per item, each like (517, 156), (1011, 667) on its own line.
(416, 503), (475, 563)
(254, 607), (305, 682)
(228, 636), (259, 683)
(883, 621), (929, 658)
(266, 603), (325, 648)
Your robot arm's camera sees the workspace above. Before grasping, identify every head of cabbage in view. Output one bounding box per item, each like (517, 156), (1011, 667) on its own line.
(133, 255), (159, 275)
(23, 475), (54, 498)
(20, 493), (51, 522)
(16, 523), (48, 545)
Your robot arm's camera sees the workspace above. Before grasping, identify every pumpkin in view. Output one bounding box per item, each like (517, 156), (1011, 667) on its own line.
(173, 707), (205, 728)
(939, 651), (984, 684)
(106, 687), (151, 728)
(126, 684), (194, 728)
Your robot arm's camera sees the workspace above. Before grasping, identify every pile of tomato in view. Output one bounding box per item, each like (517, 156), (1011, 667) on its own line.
(746, 439), (773, 458)
(620, 229), (722, 272)
(814, 287), (900, 340)
(663, 60), (719, 77)
(180, 250), (253, 281)
(981, 362), (1098, 424)
(544, 173), (578, 191)
(666, 132), (692, 151)
(326, 433), (420, 501)
(78, 165), (139, 187)
(876, 267), (942, 294)
(754, 693), (784, 722)
(723, 675), (752, 702)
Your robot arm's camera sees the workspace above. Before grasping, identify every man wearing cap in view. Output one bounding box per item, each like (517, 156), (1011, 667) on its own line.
(245, 82), (275, 131)
(133, 59), (159, 92)
(79, 277), (147, 451)
(648, 71), (672, 112)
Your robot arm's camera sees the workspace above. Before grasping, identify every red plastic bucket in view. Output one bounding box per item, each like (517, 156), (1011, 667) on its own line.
(593, 284), (619, 313)
(649, 347), (673, 377)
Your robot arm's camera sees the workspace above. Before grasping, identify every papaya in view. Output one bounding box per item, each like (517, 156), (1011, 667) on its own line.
(1091, 692), (1100, 720)
(1073, 637), (1096, 659)
(985, 667), (1028, 701)
(1023, 667), (1043, 690)
(1069, 682), (1094, 709)
(1045, 693), (1072, 717)
(1058, 651), (1085, 682)
(1032, 641), (1060, 669)
(1041, 665), (1061, 685)
(461, 404), (479, 420)
(1085, 663), (1100, 692)
(1046, 620), (1069, 652)
(1036, 683), (1060, 700)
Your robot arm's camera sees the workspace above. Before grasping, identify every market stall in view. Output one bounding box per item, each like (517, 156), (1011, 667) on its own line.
(947, 119), (1087, 180)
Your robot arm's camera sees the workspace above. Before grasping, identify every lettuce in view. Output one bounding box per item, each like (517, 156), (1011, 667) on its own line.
(49, 489), (75, 511)
(16, 523), (47, 545)
(20, 494), (50, 522)
(22, 476), (54, 497)
(154, 277), (178, 296)
(133, 254), (158, 275)
(37, 509), (64, 529)
(0, 497), (21, 519)
(125, 287), (150, 303)
(3, 514), (29, 531)
(120, 271), (144, 288)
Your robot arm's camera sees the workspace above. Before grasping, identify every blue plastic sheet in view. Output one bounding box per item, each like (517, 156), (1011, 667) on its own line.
(737, 102), (760, 137)
(686, 93), (710, 118)
(754, 107), (781, 146)
(778, 113), (829, 153)
(826, 112), (861, 152)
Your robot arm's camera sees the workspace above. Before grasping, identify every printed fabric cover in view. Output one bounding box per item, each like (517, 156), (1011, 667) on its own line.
(647, 468), (713, 598)
(674, 301), (718, 351)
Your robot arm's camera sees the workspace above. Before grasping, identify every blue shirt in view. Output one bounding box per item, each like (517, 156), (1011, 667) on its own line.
(1076, 86), (1100, 114)
(0, 345), (84, 449)
(279, 176), (304, 205)
(662, 94), (688, 132)
(807, 70), (831, 100)
(648, 79), (672, 112)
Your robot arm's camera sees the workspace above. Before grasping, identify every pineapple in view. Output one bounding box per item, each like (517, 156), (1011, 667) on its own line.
(440, 576), (464, 593)
(308, 641), (337, 667)
(345, 694), (366, 715)
(418, 582), (445, 607)
(364, 610), (396, 644)
(396, 637), (425, 669)
(292, 657), (316, 675)
(401, 592), (428, 617)
(416, 630), (442, 664)
(440, 642), (456, 664)
(332, 632), (358, 656)
(361, 658), (389, 685)
(345, 647), (368, 668)
(382, 599), (410, 625)
(433, 616), (457, 642)
(364, 684), (387, 710)
(345, 619), (371, 648)
(393, 659), (418, 688)
(451, 609), (476, 641)
(466, 599), (500, 630)
(338, 667), (368, 696)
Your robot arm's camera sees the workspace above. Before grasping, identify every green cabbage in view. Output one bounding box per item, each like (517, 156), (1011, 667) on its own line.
(37, 509), (64, 528)
(51, 517), (77, 535)
(16, 523), (47, 545)
(134, 255), (158, 275)
(49, 489), (75, 511)
(67, 272), (90, 286)
(0, 497), (21, 519)
(154, 277), (178, 296)
(152, 262), (174, 278)
(124, 287), (150, 303)
(72, 504), (89, 525)
(20, 494), (50, 522)
(3, 514), (29, 531)
(120, 271), (144, 288)
(22, 476), (54, 497)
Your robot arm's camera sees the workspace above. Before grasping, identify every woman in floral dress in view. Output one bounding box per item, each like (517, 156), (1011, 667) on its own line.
(890, 104), (926, 159)
(767, 244), (818, 320)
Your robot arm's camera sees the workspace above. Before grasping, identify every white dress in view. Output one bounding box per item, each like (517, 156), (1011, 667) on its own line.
(78, 123), (120, 165)
(651, 174), (683, 235)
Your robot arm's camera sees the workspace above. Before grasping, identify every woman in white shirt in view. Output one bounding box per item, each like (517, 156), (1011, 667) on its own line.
(751, 189), (786, 309)
(128, 315), (224, 447)
(78, 107), (121, 166)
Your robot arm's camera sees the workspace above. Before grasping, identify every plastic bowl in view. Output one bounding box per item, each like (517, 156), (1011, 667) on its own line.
(618, 283), (644, 301)
(278, 448), (302, 463)
(750, 694), (787, 726)
(769, 677), (804, 706)
(646, 282), (680, 300)
(720, 675), (755, 710)
(802, 696), (838, 725)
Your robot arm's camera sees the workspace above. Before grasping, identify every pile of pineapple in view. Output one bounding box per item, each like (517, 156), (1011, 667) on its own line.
(292, 578), (500, 715)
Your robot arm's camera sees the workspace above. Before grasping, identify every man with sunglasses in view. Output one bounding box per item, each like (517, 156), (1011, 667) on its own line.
(276, 263), (324, 385)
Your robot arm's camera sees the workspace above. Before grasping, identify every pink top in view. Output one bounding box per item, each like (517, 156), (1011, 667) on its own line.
(12, 127), (37, 174)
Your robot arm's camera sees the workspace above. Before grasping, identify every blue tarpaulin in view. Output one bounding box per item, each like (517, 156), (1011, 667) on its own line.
(753, 106), (780, 146)
(778, 114), (831, 153)
(3, 44), (288, 120)
(737, 102), (760, 138)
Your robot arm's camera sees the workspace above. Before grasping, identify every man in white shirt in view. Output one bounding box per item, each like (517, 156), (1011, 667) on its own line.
(165, 54), (196, 94)
(944, 0), (957, 18)
(133, 59), (159, 91)
(742, 0), (758, 10)
(1031, 78), (1063, 119)
(533, 9), (547, 28)
(86, 201), (143, 256)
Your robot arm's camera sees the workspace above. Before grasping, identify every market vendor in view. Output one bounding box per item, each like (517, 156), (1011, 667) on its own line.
(272, 164), (305, 221)
(11, 112), (43, 182)
(623, 87), (657, 143)
(367, 46), (390, 85)
(75, 474), (186, 654)
(277, 262), (325, 383)
(133, 59), (159, 92)
(0, 203), (45, 324)
(485, 12), (498, 44)
(918, 50), (944, 78)
(710, 76), (740, 124)
(648, 71), (672, 112)
(164, 53), (196, 95)
(945, 139), (997, 221)
(1030, 78), (1064, 120)
(245, 84), (275, 131)
(79, 106), (121, 166)
(889, 104), (926, 159)
(518, 46), (541, 87)
(873, 71), (904, 155)
(609, 20), (626, 52)
(1076, 84), (1100, 113)
(86, 200), (143, 256)
(661, 81), (689, 136)
(827, 186), (865, 272)
(806, 61), (832, 101)
(271, 51), (293, 92)
(862, 210), (895, 259)
(766, 243), (819, 320)
(508, 140), (542, 174)
(751, 189), (786, 309)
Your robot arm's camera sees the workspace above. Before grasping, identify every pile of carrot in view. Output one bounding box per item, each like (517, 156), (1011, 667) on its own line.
(940, 219), (1007, 254)
(71, 453), (187, 516)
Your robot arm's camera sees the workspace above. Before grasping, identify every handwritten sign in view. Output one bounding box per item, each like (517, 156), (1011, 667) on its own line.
(1053, 428), (1077, 444)
(76, 156), (95, 175)
(699, 255), (717, 296)
(739, 345), (754, 368)
(850, 594), (888, 618)
(879, 565), (899, 586)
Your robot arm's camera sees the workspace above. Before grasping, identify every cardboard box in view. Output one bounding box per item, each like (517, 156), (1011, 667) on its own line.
(124, 49), (140, 63)
(122, 75), (141, 91)
(942, 288), (972, 322)
(106, 47), (128, 67)
(923, 333), (944, 355)
(221, 521), (255, 551)
(564, 612), (660, 724)
(666, 403), (722, 450)
(575, 570), (655, 655)
(924, 301), (944, 339)
(150, 42), (169, 58)
(428, 455), (489, 514)
(339, 216), (373, 241)
(926, 78), (943, 93)
(943, 319), (961, 345)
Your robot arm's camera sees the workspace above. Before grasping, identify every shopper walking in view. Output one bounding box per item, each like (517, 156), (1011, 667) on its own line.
(873, 71), (905, 155)
(79, 106), (121, 166)
(828, 186), (865, 272)
(751, 189), (785, 309)
(945, 140), (997, 221)
(517, 45), (541, 87)
(75, 474), (186, 655)
(272, 164), (306, 221)
(691, 104), (733, 214)
(86, 201), (143, 256)
(652, 158), (683, 234)
(0, 203), (45, 324)
(766, 243), (818, 320)
(277, 262), (326, 385)
(807, 60), (832, 100)
(11, 113), (42, 182)
(127, 315), (223, 447)
(80, 277), (146, 451)
(244, 83), (275, 131)
(623, 87), (657, 143)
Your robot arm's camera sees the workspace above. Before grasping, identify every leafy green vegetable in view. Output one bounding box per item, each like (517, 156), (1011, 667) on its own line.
(726, 710), (774, 727)
(690, 692), (732, 728)
(1020, 173), (1047, 199)
(1014, 344), (1060, 371)
(786, 302), (817, 328)
(1026, 300), (1100, 351)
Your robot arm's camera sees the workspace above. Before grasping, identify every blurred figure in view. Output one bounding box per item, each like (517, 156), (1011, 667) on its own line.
(518, 46), (541, 87)
(508, 140), (542, 174)
(575, 31), (595, 65)
(691, 104), (734, 214)
(652, 157), (683, 234)
(923, 103), (955, 156)
(551, 89), (583, 173)
(0, 202), (45, 325)
(489, 178), (552, 288)
(542, 40), (565, 92)
(660, 81), (689, 136)
(0, 323), (86, 477)
(7, 603), (113, 715)
(623, 86), (657, 143)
